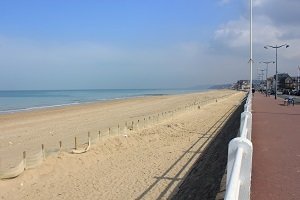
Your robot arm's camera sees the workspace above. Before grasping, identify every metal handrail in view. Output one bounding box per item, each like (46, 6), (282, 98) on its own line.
(225, 93), (253, 200)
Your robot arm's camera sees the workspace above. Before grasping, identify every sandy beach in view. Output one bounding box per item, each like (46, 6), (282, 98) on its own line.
(0, 90), (245, 200)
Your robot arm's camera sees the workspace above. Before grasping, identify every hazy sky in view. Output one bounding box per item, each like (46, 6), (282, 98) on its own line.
(1, 0), (300, 90)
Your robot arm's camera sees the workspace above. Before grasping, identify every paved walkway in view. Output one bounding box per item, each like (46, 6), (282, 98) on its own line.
(251, 93), (300, 200)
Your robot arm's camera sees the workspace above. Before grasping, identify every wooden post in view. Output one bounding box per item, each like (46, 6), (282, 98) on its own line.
(118, 124), (120, 135)
(98, 131), (101, 140)
(23, 151), (26, 169)
(59, 141), (62, 150)
(109, 128), (111, 135)
(75, 137), (77, 150)
(41, 144), (45, 160)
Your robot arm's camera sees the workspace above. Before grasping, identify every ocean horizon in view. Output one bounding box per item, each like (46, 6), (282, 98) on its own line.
(0, 89), (208, 113)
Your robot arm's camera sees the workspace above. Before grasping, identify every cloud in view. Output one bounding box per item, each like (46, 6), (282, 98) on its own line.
(215, 0), (300, 44)
(0, 33), (260, 89)
(0, 36), (200, 67)
(0, 36), (121, 66)
(252, 0), (268, 7)
(214, 16), (249, 48)
(213, 0), (300, 56)
(255, 0), (300, 26)
(218, 0), (232, 5)
(212, 0), (300, 78)
(0, 35), (221, 89)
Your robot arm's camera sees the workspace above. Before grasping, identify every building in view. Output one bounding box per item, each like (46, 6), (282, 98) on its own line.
(275, 73), (293, 90)
(267, 73), (298, 91)
(235, 80), (250, 91)
(291, 76), (300, 90)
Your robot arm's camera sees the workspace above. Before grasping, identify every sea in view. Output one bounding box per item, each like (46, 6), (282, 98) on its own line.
(0, 89), (207, 113)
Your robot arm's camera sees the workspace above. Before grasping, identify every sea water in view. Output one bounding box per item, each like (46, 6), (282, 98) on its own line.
(0, 89), (206, 113)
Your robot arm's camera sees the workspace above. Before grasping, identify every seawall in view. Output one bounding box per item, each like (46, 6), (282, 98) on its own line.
(171, 98), (246, 200)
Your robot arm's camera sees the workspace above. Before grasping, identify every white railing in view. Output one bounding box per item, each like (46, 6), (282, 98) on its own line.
(225, 93), (253, 200)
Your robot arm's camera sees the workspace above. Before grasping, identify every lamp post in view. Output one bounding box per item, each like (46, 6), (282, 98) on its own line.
(264, 44), (289, 99)
(258, 69), (265, 91)
(259, 69), (265, 82)
(259, 61), (275, 96)
(249, 0), (253, 94)
(297, 65), (300, 91)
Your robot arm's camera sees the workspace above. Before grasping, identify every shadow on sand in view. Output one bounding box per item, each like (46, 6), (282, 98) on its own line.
(135, 100), (245, 200)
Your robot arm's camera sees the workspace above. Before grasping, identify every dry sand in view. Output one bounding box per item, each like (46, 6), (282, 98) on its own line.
(0, 90), (245, 200)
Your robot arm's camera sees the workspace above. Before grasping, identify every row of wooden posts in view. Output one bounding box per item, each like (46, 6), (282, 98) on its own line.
(20, 96), (228, 165)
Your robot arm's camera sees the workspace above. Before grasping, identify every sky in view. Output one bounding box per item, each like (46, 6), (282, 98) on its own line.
(0, 0), (300, 90)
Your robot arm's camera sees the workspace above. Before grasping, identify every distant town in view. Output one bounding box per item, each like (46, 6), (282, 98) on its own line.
(234, 73), (300, 96)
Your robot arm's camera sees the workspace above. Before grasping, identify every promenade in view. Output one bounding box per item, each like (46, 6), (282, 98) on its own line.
(251, 93), (300, 200)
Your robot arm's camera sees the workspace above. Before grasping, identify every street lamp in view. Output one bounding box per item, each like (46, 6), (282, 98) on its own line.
(249, 0), (253, 94)
(258, 69), (265, 90)
(264, 44), (289, 99)
(297, 65), (300, 91)
(259, 69), (265, 81)
(259, 61), (275, 96)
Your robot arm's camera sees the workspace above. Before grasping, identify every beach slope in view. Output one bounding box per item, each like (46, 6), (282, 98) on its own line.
(0, 90), (245, 200)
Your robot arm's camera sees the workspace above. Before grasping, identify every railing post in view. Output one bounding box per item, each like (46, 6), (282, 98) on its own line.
(239, 111), (252, 140)
(225, 92), (253, 200)
(226, 137), (253, 200)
